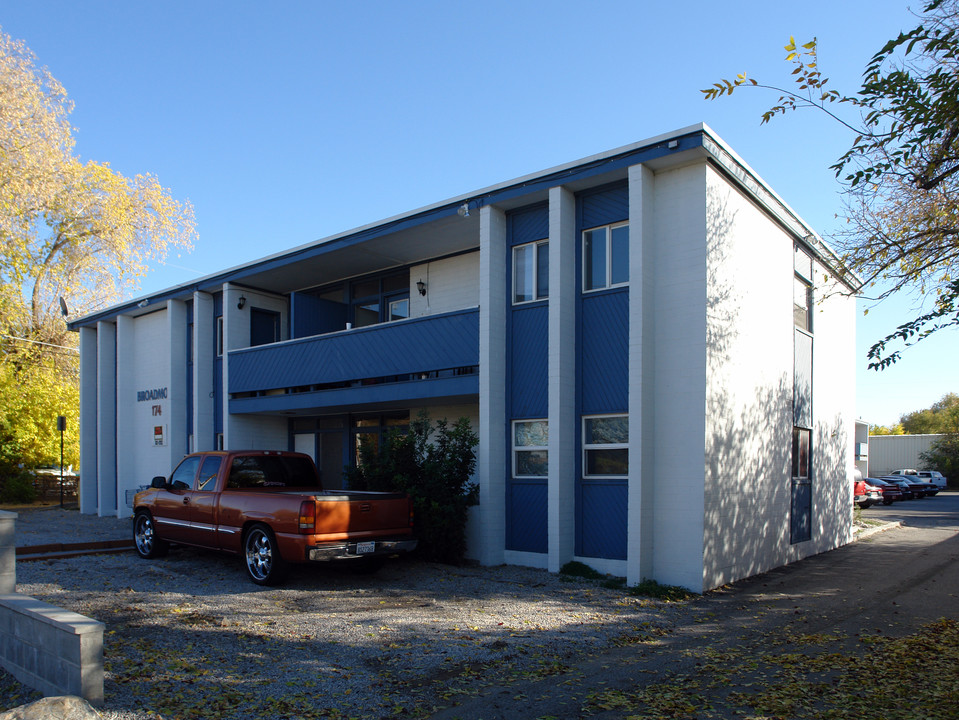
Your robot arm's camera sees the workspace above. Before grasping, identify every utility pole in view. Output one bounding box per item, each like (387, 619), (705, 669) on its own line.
(57, 416), (66, 507)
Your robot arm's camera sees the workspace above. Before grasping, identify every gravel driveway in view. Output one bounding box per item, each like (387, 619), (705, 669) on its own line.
(8, 507), (685, 719)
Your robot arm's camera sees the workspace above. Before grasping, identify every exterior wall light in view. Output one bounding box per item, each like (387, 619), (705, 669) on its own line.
(237, 296), (246, 310)
(457, 202), (470, 217)
(416, 280), (427, 296)
(137, 299), (149, 308)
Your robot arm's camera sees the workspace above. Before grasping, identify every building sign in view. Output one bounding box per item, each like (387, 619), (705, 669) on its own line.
(137, 387), (168, 402)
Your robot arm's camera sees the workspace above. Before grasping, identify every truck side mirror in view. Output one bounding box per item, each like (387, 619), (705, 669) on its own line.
(151, 476), (167, 489)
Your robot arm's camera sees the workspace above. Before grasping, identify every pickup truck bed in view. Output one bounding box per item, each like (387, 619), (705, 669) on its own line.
(133, 450), (416, 584)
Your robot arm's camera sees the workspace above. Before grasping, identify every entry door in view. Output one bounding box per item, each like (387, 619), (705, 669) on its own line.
(319, 432), (345, 490)
(292, 432), (345, 490)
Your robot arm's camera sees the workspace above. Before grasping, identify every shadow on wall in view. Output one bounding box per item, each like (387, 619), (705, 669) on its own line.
(699, 185), (851, 590)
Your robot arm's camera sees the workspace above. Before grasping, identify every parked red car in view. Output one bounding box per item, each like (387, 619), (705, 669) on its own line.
(854, 479), (882, 509)
(863, 478), (903, 506)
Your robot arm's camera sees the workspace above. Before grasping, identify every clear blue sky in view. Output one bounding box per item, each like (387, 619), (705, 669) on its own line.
(2, 0), (953, 427)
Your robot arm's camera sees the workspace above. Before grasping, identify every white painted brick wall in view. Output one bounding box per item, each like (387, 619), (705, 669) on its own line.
(410, 252), (479, 317)
(647, 163), (708, 591)
(128, 309), (174, 497)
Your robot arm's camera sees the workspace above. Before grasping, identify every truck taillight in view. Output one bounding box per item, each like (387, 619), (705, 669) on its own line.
(298, 501), (316, 534)
(409, 497), (414, 528)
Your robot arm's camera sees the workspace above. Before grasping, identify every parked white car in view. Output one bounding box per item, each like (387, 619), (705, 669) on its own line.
(917, 470), (947, 489)
(891, 468), (947, 489)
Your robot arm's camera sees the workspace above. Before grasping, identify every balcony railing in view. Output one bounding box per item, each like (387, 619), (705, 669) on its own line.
(228, 307), (479, 396)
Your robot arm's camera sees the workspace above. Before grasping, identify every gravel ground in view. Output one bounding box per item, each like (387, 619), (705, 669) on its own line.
(5, 507), (686, 719)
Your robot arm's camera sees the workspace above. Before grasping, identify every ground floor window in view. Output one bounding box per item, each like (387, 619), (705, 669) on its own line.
(582, 414), (628, 477)
(513, 420), (548, 477)
(352, 411), (409, 465)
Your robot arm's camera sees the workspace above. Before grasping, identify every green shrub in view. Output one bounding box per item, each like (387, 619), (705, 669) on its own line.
(560, 561), (604, 580)
(0, 471), (37, 504)
(345, 412), (478, 564)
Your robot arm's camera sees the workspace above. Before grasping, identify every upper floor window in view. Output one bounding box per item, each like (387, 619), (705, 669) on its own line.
(584, 223), (629, 291)
(513, 240), (549, 304)
(793, 245), (813, 333)
(794, 276), (812, 332)
(216, 317), (223, 356)
(351, 273), (409, 328)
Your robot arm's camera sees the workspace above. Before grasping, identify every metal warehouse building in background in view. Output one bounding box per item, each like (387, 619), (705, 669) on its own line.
(69, 124), (861, 592)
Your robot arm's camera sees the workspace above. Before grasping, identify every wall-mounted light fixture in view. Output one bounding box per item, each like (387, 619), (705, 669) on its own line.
(137, 299), (149, 308)
(237, 296), (246, 310)
(667, 139), (680, 150)
(457, 202), (470, 217)
(416, 280), (427, 296)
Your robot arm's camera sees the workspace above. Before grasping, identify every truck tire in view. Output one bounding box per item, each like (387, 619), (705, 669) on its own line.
(243, 524), (287, 586)
(133, 511), (169, 559)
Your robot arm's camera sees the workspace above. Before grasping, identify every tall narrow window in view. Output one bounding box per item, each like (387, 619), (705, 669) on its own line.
(513, 240), (549, 303)
(216, 317), (223, 356)
(794, 276), (812, 331)
(584, 223), (629, 291)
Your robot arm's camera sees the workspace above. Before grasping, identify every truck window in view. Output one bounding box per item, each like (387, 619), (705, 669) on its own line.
(169, 455), (202, 490)
(197, 456), (223, 491)
(227, 455), (320, 489)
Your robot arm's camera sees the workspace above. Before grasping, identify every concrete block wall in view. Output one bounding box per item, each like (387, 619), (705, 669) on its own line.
(0, 513), (14, 594)
(0, 512), (104, 702)
(0, 594), (104, 703)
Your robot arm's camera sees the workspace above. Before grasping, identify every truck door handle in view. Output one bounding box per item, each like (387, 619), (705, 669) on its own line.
(360, 503), (372, 512)
(183, 497), (191, 505)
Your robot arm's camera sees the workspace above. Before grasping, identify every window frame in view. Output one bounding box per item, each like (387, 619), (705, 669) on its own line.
(512, 419), (549, 478)
(583, 222), (629, 293)
(582, 414), (629, 479)
(512, 239), (549, 305)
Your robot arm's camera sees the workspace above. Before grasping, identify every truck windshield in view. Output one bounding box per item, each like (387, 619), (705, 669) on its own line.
(227, 455), (321, 489)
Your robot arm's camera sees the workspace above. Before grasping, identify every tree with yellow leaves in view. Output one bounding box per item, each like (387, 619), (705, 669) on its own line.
(0, 27), (195, 473)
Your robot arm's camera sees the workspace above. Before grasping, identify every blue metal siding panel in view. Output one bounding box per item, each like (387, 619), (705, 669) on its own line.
(510, 305), (548, 418)
(578, 479), (627, 559)
(229, 308), (478, 393)
(230, 374), (478, 415)
(506, 479), (548, 553)
(791, 481), (812, 543)
(292, 292), (348, 339)
(581, 291), (628, 414)
(580, 183), (628, 229)
(508, 204), (549, 246)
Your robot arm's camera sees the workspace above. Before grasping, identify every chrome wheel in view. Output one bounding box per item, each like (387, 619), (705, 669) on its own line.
(244, 525), (285, 585)
(133, 512), (167, 558)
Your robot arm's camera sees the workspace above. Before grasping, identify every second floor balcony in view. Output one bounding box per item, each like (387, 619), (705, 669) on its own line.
(228, 307), (479, 413)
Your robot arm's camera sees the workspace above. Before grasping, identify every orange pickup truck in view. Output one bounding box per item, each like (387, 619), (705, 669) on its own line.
(132, 450), (417, 585)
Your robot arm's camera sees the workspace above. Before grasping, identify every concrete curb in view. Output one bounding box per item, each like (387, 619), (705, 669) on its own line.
(854, 520), (902, 540)
(15, 539), (133, 562)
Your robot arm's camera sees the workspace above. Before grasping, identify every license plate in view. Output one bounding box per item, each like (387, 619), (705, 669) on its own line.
(356, 541), (375, 554)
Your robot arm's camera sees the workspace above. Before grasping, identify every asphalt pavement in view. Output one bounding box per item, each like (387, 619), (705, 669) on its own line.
(430, 492), (959, 719)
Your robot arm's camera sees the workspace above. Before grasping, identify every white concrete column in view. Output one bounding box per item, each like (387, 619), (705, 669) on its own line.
(115, 315), (134, 518)
(167, 299), (188, 463)
(627, 163), (655, 586)
(477, 204), (508, 566)
(193, 292), (215, 451)
(221, 283), (246, 450)
(78, 327), (98, 514)
(95, 321), (117, 517)
(547, 186), (577, 572)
